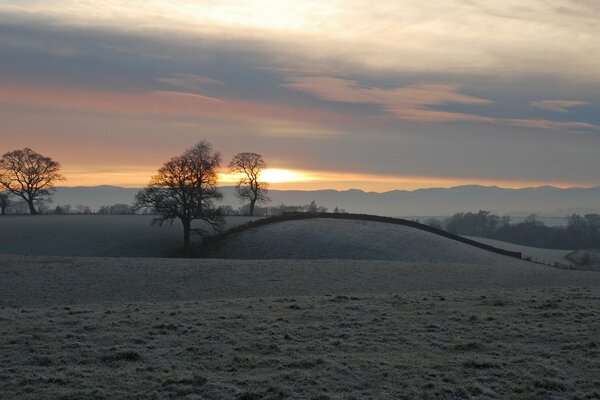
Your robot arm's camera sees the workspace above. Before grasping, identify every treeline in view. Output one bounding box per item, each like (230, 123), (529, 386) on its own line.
(1, 200), (95, 215)
(435, 211), (600, 250)
(221, 201), (345, 216)
(0, 197), (93, 215)
(0, 199), (344, 217)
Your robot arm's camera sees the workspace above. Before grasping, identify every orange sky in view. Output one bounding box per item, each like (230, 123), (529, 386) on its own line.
(60, 166), (598, 192)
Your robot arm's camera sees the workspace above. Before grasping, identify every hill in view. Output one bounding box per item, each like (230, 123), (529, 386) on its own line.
(204, 216), (520, 264)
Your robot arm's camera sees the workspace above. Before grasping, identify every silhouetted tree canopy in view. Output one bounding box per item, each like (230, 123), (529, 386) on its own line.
(446, 211), (500, 236)
(134, 141), (224, 253)
(98, 203), (135, 215)
(228, 152), (269, 216)
(445, 210), (600, 249)
(0, 148), (64, 214)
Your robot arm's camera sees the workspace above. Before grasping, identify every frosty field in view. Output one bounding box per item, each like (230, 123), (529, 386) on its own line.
(1, 217), (599, 398)
(1, 254), (600, 399)
(0, 215), (260, 257)
(204, 218), (518, 263)
(463, 236), (575, 268)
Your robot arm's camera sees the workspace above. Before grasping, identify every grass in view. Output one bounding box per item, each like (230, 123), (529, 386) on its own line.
(201, 212), (523, 259)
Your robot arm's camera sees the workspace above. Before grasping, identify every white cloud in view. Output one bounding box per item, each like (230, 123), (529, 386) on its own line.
(1, 1), (599, 82)
(530, 100), (589, 113)
(283, 76), (493, 122)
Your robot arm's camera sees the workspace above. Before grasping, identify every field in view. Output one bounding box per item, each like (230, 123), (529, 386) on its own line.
(1, 216), (600, 398)
(0, 215), (260, 257)
(204, 218), (518, 263)
(0, 215), (573, 264)
(1, 255), (600, 399)
(463, 236), (574, 268)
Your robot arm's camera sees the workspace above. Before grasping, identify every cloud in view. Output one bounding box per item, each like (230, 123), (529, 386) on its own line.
(530, 100), (589, 113)
(151, 90), (223, 104)
(283, 76), (493, 122)
(0, 83), (357, 132)
(0, 34), (77, 56)
(253, 120), (343, 139)
(2, 1), (600, 190)
(156, 74), (225, 91)
(1, 1), (600, 81)
(283, 75), (599, 129)
(506, 119), (598, 131)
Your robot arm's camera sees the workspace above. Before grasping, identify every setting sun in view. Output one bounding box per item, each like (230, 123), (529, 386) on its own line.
(219, 168), (315, 185)
(260, 168), (311, 183)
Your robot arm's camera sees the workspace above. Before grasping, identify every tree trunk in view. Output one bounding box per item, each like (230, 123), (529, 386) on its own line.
(249, 199), (256, 216)
(182, 218), (191, 254)
(27, 199), (37, 215)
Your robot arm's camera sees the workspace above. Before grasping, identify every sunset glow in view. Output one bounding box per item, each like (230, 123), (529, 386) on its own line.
(60, 165), (598, 192)
(260, 169), (313, 184)
(219, 168), (314, 185)
(1, 1), (600, 191)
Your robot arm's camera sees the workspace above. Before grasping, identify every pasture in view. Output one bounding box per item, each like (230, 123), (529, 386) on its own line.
(2, 255), (600, 399)
(0, 215), (261, 257)
(2, 215), (600, 398)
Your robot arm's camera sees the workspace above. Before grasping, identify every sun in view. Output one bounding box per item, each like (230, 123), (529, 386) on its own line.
(218, 168), (314, 185)
(260, 168), (308, 183)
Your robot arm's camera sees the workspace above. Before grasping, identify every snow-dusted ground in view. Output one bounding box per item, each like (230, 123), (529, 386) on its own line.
(0, 215), (261, 257)
(0, 254), (587, 306)
(1, 255), (600, 399)
(2, 218), (599, 398)
(463, 236), (574, 268)
(206, 218), (517, 264)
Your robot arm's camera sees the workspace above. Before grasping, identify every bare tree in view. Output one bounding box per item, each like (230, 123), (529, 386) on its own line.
(134, 141), (224, 253)
(55, 204), (72, 214)
(228, 152), (270, 216)
(0, 192), (10, 215)
(0, 148), (64, 214)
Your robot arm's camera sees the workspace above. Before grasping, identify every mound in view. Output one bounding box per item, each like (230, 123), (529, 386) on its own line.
(205, 218), (518, 263)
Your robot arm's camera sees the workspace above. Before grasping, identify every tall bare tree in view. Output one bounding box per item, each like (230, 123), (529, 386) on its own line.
(134, 141), (223, 253)
(228, 152), (270, 216)
(0, 148), (64, 214)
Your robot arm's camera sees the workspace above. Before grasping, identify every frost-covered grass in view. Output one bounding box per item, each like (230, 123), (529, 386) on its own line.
(0, 215), (261, 257)
(463, 236), (574, 268)
(2, 216), (600, 398)
(1, 268), (599, 399)
(205, 218), (519, 264)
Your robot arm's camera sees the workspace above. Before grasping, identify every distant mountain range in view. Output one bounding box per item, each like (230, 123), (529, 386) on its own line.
(52, 185), (600, 219)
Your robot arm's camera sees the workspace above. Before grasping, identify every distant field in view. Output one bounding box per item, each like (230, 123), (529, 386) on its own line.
(0, 215), (261, 257)
(408, 215), (569, 227)
(463, 236), (574, 268)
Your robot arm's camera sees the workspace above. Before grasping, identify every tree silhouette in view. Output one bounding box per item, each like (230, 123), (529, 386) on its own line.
(134, 141), (223, 253)
(228, 152), (270, 216)
(0, 148), (64, 214)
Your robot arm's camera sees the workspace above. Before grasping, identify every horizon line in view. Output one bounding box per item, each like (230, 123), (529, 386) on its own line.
(54, 183), (600, 194)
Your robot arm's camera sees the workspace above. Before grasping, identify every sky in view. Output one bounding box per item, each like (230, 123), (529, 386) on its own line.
(1, 0), (599, 191)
